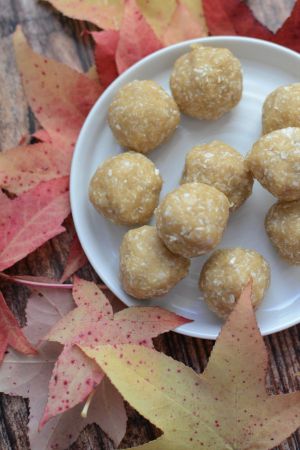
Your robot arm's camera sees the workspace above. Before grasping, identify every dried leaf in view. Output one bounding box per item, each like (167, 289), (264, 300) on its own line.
(0, 291), (36, 362)
(0, 141), (70, 194)
(116, 0), (162, 73)
(41, 277), (191, 426)
(23, 287), (75, 347)
(92, 30), (120, 88)
(13, 27), (102, 149)
(82, 284), (300, 449)
(0, 177), (70, 271)
(203, 0), (300, 53)
(43, 0), (124, 30)
(162, 2), (206, 46)
(0, 287), (126, 449)
(60, 233), (88, 282)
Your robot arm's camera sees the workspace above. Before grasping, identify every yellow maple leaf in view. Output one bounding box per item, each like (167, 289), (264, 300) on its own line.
(43, 0), (123, 30)
(81, 284), (300, 450)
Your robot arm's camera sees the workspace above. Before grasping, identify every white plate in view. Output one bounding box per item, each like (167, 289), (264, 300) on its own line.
(71, 36), (300, 339)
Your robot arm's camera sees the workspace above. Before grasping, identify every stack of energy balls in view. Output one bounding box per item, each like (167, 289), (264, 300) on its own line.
(89, 44), (300, 320)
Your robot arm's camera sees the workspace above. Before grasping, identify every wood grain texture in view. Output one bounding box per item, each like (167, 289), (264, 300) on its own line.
(0, 0), (299, 449)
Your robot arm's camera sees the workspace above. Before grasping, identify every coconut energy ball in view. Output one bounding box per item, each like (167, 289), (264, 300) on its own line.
(262, 83), (300, 134)
(89, 152), (162, 226)
(246, 127), (300, 201)
(199, 248), (270, 319)
(120, 226), (190, 299)
(155, 183), (229, 258)
(265, 200), (300, 264)
(108, 80), (180, 154)
(170, 45), (243, 120)
(181, 141), (253, 211)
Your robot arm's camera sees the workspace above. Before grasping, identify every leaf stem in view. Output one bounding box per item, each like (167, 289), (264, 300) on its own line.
(81, 389), (95, 418)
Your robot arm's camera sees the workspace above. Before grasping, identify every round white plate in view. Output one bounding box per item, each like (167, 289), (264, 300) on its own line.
(71, 36), (300, 339)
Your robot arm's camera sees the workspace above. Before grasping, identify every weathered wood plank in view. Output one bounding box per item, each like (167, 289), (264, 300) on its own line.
(0, 0), (299, 449)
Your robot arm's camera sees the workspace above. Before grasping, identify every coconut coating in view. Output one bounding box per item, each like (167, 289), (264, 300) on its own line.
(120, 226), (190, 299)
(262, 83), (300, 135)
(199, 248), (270, 319)
(181, 141), (253, 211)
(170, 45), (243, 120)
(155, 183), (229, 258)
(265, 200), (300, 264)
(89, 152), (162, 226)
(108, 80), (180, 154)
(246, 127), (300, 201)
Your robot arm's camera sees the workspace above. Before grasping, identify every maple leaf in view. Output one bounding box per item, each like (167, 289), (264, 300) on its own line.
(32, 129), (52, 143)
(136, 0), (177, 38)
(60, 233), (88, 283)
(137, 0), (207, 40)
(0, 141), (70, 194)
(0, 291), (36, 362)
(0, 286), (127, 449)
(43, 0), (124, 30)
(115, 0), (162, 73)
(82, 283), (300, 450)
(92, 30), (120, 89)
(202, 0), (300, 53)
(41, 277), (191, 426)
(162, 1), (206, 46)
(0, 177), (70, 271)
(13, 26), (102, 149)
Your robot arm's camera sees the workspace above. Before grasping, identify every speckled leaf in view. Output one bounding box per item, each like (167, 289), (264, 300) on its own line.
(0, 291), (36, 362)
(82, 284), (300, 449)
(116, 0), (162, 73)
(43, 0), (124, 30)
(92, 30), (120, 88)
(0, 141), (70, 194)
(0, 177), (70, 272)
(162, 2), (206, 46)
(13, 27), (102, 149)
(60, 233), (88, 282)
(42, 277), (190, 426)
(0, 288), (126, 449)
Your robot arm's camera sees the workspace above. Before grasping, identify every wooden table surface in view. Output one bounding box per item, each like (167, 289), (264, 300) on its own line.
(0, 1), (299, 449)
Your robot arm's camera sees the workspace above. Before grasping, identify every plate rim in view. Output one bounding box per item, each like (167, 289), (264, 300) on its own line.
(70, 35), (300, 339)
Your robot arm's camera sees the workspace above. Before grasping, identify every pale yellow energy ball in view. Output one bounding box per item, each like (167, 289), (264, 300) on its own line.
(265, 200), (300, 264)
(262, 83), (300, 134)
(246, 127), (300, 201)
(199, 248), (270, 319)
(120, 226), (190, 299)
(89, 152), (162, 226)
(181, 141), (253, 211)
(155, 183), (229, 258)
(170, 45), (243, 120)
(108, 80), (180, 154)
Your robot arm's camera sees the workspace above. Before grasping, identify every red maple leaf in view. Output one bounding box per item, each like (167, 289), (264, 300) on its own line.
(203, 0), (300, 53)
(0, 291), (36, 362)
